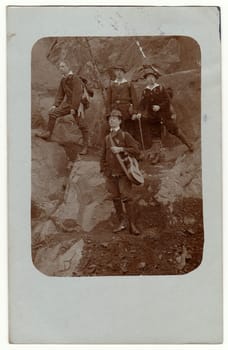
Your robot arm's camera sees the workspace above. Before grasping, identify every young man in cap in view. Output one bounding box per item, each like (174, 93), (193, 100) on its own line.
(38, 61), (92, 155)
(137, 67), (193, 163)
(106, 66), (139, 137)
(100, 109), (141, 235)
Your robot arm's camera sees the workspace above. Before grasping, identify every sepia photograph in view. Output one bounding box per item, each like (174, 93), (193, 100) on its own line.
(31, 35), (203, 276)
(8, 5), (222, 344)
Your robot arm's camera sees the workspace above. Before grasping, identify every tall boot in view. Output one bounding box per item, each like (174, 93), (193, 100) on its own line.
(112, 199), (127, 233)
(38, 116), (56, 141)
(79, 129), (89, 155)
(176, 129), (194, 152)
(124, 200), (140, 235)
(150, 139), (161, 165)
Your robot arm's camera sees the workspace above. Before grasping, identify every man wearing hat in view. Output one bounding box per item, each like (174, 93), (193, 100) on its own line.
(106, 66), (139, 136)
(137, 67), (193, 163)
(37, 60), (93, 155)
(100, 109), (141, 235)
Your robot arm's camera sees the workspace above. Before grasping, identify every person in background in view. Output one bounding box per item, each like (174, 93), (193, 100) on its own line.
(106, 66), (139, 137)
(38, 60), (93, 155)
(137, 67), (193, 164)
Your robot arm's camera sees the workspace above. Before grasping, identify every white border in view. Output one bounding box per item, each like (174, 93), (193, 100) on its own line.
(1, 0), (227, 349)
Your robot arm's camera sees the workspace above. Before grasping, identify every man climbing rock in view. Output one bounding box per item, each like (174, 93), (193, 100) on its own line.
(137, 67), (193, 164)
(106, 66), (139, 137)
(100, 109), (141, 235)
(38, 60), (93, 155)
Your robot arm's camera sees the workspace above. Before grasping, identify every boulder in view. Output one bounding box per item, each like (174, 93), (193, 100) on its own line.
(32, 136), (68, 204)
(52, 160), (113, 232)
(34, 239), (84, 276)
(155, 141), (202, 205)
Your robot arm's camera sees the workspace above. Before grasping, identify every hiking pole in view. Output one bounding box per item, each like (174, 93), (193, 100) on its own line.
(138, 117), (145, 152)
(135, 40), (146, 59)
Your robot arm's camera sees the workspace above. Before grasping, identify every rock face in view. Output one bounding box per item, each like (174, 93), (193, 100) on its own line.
(32, 140), (113, 234)
(155, 142), (202, 205)
(52, 160), (113, 232)
(159, 69), (201, 143)
(34, 239), (84, 276)
(32, 136), (68, 205)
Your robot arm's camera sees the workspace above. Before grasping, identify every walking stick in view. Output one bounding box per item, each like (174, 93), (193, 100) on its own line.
(138, 117), (145, 152)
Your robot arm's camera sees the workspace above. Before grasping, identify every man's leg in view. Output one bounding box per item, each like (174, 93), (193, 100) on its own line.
(106, 176), (127, 233)
(146, 122), (162, 164)
(175, 128), (194, 152)
(124, 200), (140, 235)
(74, 115), (89, 155)
(165, 119), (194, 152)
(119, 176), (140, 235)
(39, 105), (70, 141)
(150, 138), (161, 164)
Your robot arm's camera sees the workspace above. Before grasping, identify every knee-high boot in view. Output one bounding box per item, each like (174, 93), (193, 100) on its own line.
(112, 199), (127, 233)
(80, 128), (89, 155)
(74, 115), (89, 155)
(124, 200), (140, 235)
(38, 116), (56, 141)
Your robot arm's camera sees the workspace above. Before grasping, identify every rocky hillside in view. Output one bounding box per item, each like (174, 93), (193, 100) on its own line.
(31, 36), (203, 276)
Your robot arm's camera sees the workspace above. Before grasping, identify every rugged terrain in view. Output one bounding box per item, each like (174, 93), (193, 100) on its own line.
(31, 36), (203, 276)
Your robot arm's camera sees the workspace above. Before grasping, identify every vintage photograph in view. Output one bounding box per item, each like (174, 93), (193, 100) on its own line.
(31, 36), (203, 276)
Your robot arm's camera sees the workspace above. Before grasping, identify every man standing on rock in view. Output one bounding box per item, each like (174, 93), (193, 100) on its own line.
(137, 67), (193, 164)
(38, 60), (92, 155)
(106, 66), (139, 137)
(100, 109), (141, 235)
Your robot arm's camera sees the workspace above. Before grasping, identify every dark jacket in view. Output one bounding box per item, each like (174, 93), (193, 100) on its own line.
(54, 74), (83, 110)
(106, 81), (138, 118)
(139, 84), (171, 122)
(100, 129), (140, 177)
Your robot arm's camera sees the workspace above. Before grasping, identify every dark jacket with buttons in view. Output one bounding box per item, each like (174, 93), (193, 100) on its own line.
(139, 84), (171, 122)
(100, 129), (140, 177)
(106, 81), (138, 119)
(54, 74), (83, 110)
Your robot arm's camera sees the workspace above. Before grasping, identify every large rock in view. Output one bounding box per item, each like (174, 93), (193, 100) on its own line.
(32, 136), (68, 205)
(52, 115), (83, 145)
(34, 239), (84, 276)
(52, 160), (113, 232)
(159, 69), (201, 143)
(155, 141), (202, 205)
(33, 219), (58, 241)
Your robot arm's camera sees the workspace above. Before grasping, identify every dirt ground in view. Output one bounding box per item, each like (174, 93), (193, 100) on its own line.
(73, 197), (203, 276)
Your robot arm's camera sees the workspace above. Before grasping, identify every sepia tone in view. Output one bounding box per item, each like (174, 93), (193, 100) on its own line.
(31, 36), (203, 277)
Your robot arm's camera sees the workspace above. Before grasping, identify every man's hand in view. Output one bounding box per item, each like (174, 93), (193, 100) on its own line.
(70, 109), (76, 116)
(49, 105), (56, 113)
(132, 113), (142, 120)
(152, 105), (160, 112)
(111, 146), (124, 154)
(171, 113), (177, 121)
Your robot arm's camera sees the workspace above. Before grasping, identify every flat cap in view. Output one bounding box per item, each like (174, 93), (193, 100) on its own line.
(106, 109), (122, 120)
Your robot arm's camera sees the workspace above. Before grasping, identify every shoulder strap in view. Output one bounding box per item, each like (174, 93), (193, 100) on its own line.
(108, 133), (131, 180)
